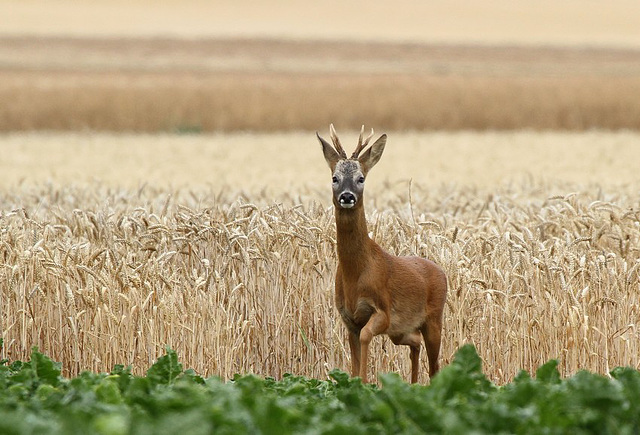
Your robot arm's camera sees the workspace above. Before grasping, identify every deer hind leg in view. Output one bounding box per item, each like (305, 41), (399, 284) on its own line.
(358, 311), (389, 383)
(421, 316), (443, 378)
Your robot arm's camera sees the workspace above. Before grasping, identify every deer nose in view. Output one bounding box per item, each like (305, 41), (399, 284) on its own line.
(338, 192), (357, 208)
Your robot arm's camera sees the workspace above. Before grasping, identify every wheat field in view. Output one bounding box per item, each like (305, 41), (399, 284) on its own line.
(4, 0), (640, 386)
(3, 38), (640, 132)
(2, 131), (639, 384)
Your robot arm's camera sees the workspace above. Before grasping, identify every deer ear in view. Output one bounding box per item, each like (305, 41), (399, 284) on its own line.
(317, 132), (341, 170)
(358, 134), (386, 173)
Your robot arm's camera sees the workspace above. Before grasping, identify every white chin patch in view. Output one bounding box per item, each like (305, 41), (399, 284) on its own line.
(339, 201), (356, 209)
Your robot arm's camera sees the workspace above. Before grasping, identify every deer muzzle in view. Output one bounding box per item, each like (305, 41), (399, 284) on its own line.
(338, 192), (357, 208)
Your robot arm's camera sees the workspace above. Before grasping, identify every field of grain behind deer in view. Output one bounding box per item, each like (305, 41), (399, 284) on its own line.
(1, 130), (639, 384)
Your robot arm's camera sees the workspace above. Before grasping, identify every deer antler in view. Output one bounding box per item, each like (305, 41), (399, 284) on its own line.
(351, 125), (375, 159)
(329, 124), (348, 159)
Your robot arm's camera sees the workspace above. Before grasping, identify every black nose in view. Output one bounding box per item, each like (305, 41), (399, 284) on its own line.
(339, 192), (356, 206)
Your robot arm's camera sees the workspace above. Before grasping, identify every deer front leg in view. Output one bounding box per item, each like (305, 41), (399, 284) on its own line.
(409, 345), (420, 384)
(391, 331), (423, 383)
(358, 311), (389, 383)
(348, 331), (361, 377)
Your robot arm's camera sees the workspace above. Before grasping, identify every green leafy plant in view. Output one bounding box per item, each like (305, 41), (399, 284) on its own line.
(1, 345), (639, 434)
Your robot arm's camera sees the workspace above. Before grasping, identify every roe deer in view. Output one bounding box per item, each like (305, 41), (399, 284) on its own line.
(317, 124), (447, 384)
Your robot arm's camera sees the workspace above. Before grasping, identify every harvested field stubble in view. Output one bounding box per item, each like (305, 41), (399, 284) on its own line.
(1, 181), (639, 384)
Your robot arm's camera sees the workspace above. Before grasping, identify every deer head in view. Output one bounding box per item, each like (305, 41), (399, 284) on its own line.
(317, 124), (387, 209)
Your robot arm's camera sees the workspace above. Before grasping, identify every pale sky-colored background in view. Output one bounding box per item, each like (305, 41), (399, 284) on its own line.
(2, 1), (639, 194)
(3, 131), (639, 197)
(2, 0), (640, 47)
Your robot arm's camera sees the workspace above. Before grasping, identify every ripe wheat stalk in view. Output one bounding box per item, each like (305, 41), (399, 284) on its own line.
(1, 182), (638, 383)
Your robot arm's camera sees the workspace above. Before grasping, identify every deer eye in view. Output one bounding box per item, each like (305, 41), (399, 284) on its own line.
(357, 176), (365, 184)
(332, 176), (338, 184)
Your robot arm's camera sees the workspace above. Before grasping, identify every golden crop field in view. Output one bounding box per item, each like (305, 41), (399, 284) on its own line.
(2, 1), (640, 386)
(2, 38), (640, 132)
(2, 131), (639, 384)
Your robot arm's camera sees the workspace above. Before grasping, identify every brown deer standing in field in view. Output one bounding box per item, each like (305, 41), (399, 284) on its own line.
(317, 124), (447, 384)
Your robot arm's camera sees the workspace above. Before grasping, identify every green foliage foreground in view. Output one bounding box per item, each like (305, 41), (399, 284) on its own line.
(1, 343), (639, 435)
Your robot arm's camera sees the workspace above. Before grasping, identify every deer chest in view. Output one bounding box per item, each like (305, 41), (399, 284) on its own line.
(337, 298), (376, 334)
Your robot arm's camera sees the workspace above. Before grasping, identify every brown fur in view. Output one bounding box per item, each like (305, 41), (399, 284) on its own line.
(318, 125), (447, 383)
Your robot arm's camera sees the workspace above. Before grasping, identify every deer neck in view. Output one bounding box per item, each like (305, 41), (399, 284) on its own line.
(335, 204), (372, 274)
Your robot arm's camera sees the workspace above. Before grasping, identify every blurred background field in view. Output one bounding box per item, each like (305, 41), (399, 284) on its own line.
(1, 1), (640, 132)
(2, 130), (640, 195)
(3, 0), (640, 44)
(1, 1), (640, 383)
(2, 38), (640, 132)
